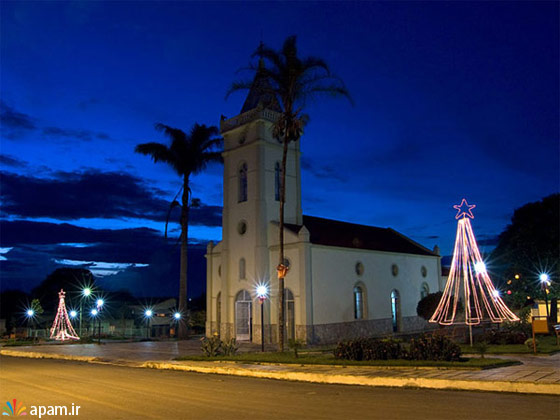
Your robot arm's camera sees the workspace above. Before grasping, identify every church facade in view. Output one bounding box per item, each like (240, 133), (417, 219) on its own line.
(205, 73), (442, 344)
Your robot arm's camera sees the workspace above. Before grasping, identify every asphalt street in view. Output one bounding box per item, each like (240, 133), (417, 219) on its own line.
(0, 357), (558, 420)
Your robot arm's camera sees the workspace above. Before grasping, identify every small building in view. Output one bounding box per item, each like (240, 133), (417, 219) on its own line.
(206, 66), (442, 344)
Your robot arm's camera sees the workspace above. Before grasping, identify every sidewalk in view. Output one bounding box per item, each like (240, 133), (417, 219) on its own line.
(1, 341), (559, 395)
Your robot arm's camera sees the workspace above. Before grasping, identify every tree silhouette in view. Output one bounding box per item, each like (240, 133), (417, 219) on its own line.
(135, 123), (222, 338)
(229, 36), (351, 350)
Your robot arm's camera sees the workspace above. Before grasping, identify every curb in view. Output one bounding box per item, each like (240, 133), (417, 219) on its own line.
(0, 349), (99, 363)
(143, 361), (560, 395)
(2, 350), (559, 396)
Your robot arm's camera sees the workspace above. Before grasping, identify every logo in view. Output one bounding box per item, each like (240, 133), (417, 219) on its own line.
(2, 399), (27, 416)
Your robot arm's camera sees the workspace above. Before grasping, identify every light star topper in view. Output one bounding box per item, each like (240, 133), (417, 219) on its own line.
(453, 198), (476, 219)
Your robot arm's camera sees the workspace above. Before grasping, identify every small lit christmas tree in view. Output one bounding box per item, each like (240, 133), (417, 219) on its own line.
(50, 289), (79, 341)
(430, 199), (519, 325)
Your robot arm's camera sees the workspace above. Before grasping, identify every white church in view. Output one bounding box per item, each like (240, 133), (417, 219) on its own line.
(205, 69), (442, 344)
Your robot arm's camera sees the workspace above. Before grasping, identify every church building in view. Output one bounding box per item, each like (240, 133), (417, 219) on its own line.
(205, 68), (442, 344)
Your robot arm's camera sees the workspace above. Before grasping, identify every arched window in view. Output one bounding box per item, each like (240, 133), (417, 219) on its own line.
(274, 161), (281, 201)
(391, 289), (400, 332)
(238, 162), (248, 202)
(354, 285), (365, 319)
(239, 258), (246, 280)
(420, 282), (430, 300)
(284, 288), (295, 341)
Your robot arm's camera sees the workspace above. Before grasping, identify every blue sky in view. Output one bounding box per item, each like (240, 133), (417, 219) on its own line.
(1, 1), (558, 297)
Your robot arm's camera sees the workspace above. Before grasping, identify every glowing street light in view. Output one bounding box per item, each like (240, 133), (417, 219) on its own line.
(26, 309), (34, 317)
(25, 308), (35, 339)
(539, 273), (551, 319)
(69, 310), (77, 319)
(145, 309), (154, 339)
(79, 287), (93, 337)
(96, 299), (104, 308)
(492, 289), (500, 298)
(255, 283), (269, 352)
(173, 312), (181, 320)
(91, 308), (98, 316)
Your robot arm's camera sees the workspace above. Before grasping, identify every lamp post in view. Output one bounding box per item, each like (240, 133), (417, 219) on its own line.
(256, 284), (268, 352)
(25, 309), (34, 339)
(145, 309), (153, 339)
(96, 299), (104, 344)
(80, 287), (91, 337)
(173, 312), (181, 338)
(540, 273), (551, 319)
(90, 308), (99, 343)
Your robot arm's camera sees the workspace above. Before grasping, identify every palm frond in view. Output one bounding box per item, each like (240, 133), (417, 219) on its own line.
(134, 142), (174, 163)
(155, 123), (187, 143)
(226, 80), (253, 99)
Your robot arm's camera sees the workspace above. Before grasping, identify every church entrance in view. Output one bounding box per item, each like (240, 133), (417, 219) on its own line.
(235, 290), (252, 341)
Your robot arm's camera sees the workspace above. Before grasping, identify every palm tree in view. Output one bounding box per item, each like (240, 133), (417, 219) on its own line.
(135, 123), (222, 339)
(229, 36), (351, 350)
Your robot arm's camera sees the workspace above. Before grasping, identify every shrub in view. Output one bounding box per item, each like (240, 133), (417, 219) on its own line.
(408, 334), (462, 361)
(200, 335), (222, 357)
(334, 338), (404, 361)
(474, 341), (488, 358)
(221, 338), (238, 356)
(481, 327), (528, 345)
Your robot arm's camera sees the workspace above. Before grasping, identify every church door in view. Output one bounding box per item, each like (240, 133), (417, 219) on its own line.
(235, 290), (252, 341)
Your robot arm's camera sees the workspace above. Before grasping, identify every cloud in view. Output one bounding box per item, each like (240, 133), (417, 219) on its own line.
(0, 101), (36, 138)
(0, 170), (222, 226)
(42, 126), (111, 141)
(0, 154), (27, 168)
(0, 220), (208, 297)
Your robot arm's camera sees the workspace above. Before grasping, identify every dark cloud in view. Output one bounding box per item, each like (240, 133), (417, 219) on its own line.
(0, 220), (207, 297)
(0, 101), (36, 138)
(42, 126), (111, 141)
(0, 154), (27, 168)
(0, 170), (222, 226)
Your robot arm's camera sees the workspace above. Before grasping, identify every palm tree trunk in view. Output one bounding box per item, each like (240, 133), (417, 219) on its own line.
(278, 138), (289, 351)
(178, 176), (189, 339)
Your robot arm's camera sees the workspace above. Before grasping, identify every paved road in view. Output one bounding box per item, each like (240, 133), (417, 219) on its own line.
(1, 357), (558, 420)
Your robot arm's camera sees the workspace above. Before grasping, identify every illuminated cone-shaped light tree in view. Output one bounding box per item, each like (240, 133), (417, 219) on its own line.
(430, 199), (519, 325)
(50, 289), (79, 341)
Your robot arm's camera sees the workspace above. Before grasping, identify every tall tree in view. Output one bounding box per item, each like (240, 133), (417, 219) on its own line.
(229, 36), (351, 350)
(136, 123), (222, 338)
(491, 194), (559, 308)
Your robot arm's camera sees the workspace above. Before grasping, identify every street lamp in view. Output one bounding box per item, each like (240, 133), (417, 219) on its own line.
(69, 310), (77, 319)
(539, 273), (551, 319)
(256, 284), (268, 352)
(79, 287), (92, 337)
(25, 309), (34, 339)
(145, 309), (153, 339)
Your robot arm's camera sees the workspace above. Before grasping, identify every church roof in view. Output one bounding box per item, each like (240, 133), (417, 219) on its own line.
(240, 61), (282, 114)
(286, 215), (437, 257)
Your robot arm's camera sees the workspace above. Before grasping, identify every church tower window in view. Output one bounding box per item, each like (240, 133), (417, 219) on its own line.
(354, 285), (365, 320)
(238, 162), (248, 202)
(239, 258), (246, 280)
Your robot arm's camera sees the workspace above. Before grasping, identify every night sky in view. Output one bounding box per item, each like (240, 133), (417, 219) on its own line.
(1, 1), (558, 298)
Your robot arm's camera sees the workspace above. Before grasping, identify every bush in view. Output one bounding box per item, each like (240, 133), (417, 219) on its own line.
(334, 338), (404, 361)
(221, 338), (238, 356)
(288, 339), (305, 358)
(408, 334), (461, 361)
(481, 327), (528, 345)
(200, 335), (222, 357)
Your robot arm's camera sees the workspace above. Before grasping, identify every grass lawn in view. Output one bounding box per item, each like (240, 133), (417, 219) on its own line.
(176, 351), (518, 370)
(461, 335), (559, 355)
